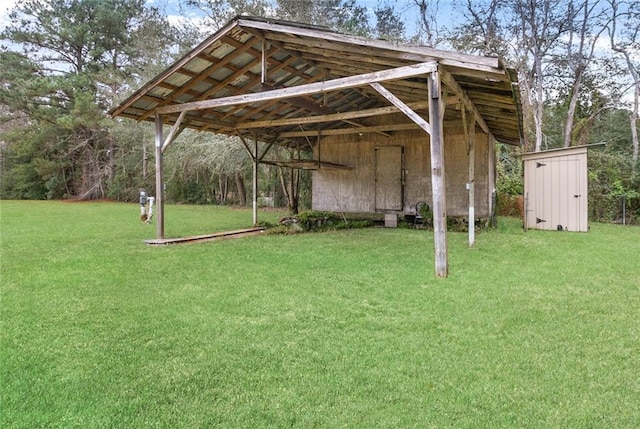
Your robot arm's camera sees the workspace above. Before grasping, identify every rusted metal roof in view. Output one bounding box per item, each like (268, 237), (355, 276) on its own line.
(111, 16), (523, 146)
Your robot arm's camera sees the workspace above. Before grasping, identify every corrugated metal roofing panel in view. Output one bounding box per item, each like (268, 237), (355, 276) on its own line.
(164, 72), (192, 88)
(110, 16), (522, 146)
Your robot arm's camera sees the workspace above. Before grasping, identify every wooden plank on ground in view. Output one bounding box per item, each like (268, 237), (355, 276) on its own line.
(145, 227), (265, 245)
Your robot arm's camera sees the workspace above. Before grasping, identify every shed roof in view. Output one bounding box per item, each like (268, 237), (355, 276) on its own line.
(520, 143), (606, 160)
(111, 16), (523, 146)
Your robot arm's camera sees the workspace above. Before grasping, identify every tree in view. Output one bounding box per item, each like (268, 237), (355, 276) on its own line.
(608, 0), (640, 166)
(180, 0), (271, 33)
(449, 0), (507, 56)
(446, 0), (573, 150)
(412, 0), (441, 47)
(557, 0), (610, 148)
(275, 0), (370, 35)
(162, 132), (251, 205)
(509, 0), (574, 152)
(0, 0), (171, 199)
(332, 0), (371, 37)
(374, 2), (406, 42)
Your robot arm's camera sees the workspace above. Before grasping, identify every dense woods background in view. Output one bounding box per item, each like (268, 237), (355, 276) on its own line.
(1, 0), (638, 223)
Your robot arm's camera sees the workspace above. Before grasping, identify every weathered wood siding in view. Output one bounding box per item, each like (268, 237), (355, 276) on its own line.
(312, 127), (493, 217)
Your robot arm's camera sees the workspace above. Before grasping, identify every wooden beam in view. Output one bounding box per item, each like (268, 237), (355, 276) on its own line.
(155, 61), (438, 115)
(243, 19), (501, 68)
(370, 82), (431, 135)
(275, 119), (474, 139)
(170, 41), (284, 125)
(261, 159), (352, 170)
(462, 108), (476, 247)
(242, 28), (377, 132)
(242, 26), (333, 83)
(279, 123), (419, 138)
(428, 70), (448, 278)
(342, 119), (391, 137)
(236, 133), (274, 160)
(439, 67), (491, 136)
(161, 111), (186, 154)
(252, 135), (258, 226)
(258, 30), (505, 79)
(237, 132), (275, 226)
(260, 83), (335, 114)
(236, 132), (254, 160)
(261, 39), (267, 84)
(236, 101), (429, 129)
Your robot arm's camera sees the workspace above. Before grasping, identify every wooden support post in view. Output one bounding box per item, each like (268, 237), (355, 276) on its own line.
(252, 135), (259, 226)
(317, 130), (321, 169)
(462, 107), (476, 247)
(155, 114), (165, 239)
(428, 70), (448, 278)
(466, 110), (476, 247)
(261, 39), (267, 84)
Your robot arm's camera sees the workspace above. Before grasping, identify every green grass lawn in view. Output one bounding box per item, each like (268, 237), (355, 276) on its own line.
(1, 200), (639, 428)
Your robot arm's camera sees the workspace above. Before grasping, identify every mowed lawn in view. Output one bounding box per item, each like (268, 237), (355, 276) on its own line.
(1, 200), (639, 428)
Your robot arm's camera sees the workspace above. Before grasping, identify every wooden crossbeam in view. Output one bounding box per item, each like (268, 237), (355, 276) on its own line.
(161, 111), (186, 154)
(369, 82), (431, 135)
(155, 61), (438, 115)
(279, 123), (418, 138)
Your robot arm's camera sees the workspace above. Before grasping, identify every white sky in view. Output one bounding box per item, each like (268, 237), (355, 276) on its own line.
(0, 0), (462, 36)
(0, 0), (18, 31)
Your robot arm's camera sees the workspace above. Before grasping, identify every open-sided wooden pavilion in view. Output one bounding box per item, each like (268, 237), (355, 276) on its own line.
(111, 16), (523, 278)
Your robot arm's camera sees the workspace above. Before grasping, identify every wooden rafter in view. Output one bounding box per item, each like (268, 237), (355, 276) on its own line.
(138, 35), (262, 122)
(216, 56), (302, 122)
(245, 28), (386, 135)
(251, 23), (500, 69)
(439, 68), (491, 136)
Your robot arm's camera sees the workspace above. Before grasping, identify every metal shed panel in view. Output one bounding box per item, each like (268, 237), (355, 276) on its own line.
(523, 146), (588, 232)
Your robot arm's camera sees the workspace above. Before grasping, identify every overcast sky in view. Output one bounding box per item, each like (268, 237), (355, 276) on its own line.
(0, 0), (18, 30)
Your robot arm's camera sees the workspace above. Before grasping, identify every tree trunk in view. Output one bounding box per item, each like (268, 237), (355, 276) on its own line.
(609, 0), (639, 167)
(235, 171), (246, 206)
(414, 0), (440, 47)
(632, 85), (639, 168)
(277, 166), (291, 213)
(562, 1), (608, 148)
(534, 58), (545, 152)
(142, 140), (148, 180)
(290, 166), (299, 214)
(277, 165), (299, 214)
(218, 174), (228, 204)
(563, 70), (583, 148)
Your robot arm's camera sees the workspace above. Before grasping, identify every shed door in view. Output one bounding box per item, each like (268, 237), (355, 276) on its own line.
(375, 146), (404, 211)
(527, 156), (587, 231)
